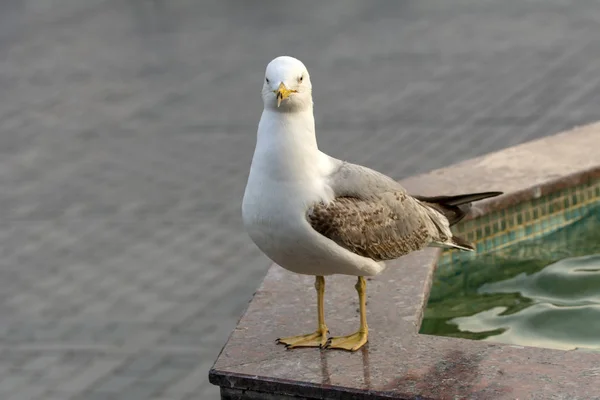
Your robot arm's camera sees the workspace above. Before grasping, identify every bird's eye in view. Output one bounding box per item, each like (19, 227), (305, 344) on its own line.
(298, 76), (304, 83)
(266, 78), (270, 83)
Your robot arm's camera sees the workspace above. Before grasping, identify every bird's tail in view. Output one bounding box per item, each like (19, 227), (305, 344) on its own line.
(419, 191), (503, 252)
(415, 191), (503, 226)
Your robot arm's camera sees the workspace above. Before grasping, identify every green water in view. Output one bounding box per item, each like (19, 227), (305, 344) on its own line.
(420, 205), (600, 351)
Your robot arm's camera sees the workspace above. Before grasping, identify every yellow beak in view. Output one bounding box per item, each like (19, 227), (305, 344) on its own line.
(275, 82), (294, 107)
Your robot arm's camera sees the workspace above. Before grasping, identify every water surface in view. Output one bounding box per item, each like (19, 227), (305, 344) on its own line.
(421, 206), (600, 351)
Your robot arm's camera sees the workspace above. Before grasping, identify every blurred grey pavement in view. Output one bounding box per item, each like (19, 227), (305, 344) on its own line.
(1, 0), (600, 399)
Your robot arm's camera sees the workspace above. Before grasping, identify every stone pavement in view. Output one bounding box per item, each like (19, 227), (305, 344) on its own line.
(0, 0), (599, 399)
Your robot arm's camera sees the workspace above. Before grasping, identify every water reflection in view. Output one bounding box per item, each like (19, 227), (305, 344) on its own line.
(319, 349), (331, 386)
(318, 346), (372, 389)
(421, 204), (600, 350)
(361, 346), (371, 390)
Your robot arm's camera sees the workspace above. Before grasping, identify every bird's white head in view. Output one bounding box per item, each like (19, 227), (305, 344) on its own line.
(262, 56), (312, 112)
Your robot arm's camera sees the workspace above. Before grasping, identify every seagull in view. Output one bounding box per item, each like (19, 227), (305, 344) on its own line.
(242, 56), (502, 351)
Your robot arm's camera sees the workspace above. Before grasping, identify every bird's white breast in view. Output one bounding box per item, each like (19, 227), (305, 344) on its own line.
(242, 150), (333, 271)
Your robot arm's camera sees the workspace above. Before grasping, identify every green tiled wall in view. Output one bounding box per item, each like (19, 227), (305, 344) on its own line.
(438, 176), (600, 265)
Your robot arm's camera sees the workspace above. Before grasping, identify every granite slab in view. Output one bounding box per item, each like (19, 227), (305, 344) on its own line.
(210, 123), (600, 399)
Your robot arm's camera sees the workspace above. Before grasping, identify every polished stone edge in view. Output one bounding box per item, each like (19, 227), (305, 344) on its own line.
(211, 370), (412, 400)
(209, 251), (440, 400)
(461, 164), (600, 222)
(400, 122), (600, 201)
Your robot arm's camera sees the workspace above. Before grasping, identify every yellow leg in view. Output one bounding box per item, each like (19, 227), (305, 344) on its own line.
(276, 276), (328, 349)
(325, 276), (368, 351)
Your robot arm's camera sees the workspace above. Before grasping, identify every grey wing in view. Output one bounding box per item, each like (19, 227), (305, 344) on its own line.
(306, 161), (452, 261)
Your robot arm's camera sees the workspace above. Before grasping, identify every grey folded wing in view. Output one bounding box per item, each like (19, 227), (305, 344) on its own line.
(306, 161), (450, 261)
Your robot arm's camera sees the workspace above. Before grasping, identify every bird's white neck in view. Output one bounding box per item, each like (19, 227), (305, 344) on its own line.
(251, 108), (325, 182)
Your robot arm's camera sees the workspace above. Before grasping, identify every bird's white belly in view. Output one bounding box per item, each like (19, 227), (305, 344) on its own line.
(242, 179), (384, 276)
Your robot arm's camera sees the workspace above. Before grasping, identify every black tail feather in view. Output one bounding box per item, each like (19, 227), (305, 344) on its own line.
(415, 191), (503, 226)
(414, 191), (503, 206)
